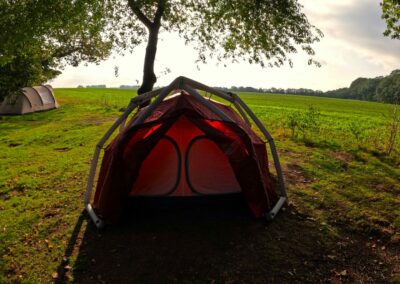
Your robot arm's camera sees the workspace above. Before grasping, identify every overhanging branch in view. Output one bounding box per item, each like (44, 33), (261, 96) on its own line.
(153, 0), (165, 27)
(128, 0), (153, 29)
(52, 46), (81, 59)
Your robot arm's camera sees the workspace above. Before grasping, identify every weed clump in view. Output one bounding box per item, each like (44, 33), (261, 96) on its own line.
(285, 105), (321, 141)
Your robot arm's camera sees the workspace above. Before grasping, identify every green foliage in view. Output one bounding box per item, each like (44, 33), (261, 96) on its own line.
(0, 0), (137, 101)
(0, 1), (130, 66)
(300, 105), (321, 136)
(348, 120), (365, 145)
(158, 0), (323, 67)
(376, 70), (400, 104)
(127, 0), (323, 93)
(324, 87), (350, 99)
(385, 104), (400, 155)
(285, 105), (321, 140)
(285, 111), (301, 137)
(349, 77), (381, 101)
(0, 55), (60, 100)
(1, 0), (323, 102)
(381, 0), (400, 39)
(2, 0), (323, 99)
(325, 69), (400, 103)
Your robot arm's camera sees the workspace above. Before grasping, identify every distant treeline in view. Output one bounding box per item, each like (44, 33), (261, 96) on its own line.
(77, 84), (140, 89)
(217, 69), (400, 104)
(215, 86), (324, 96)
(322, 70), (400, 104)
(76, 69), (399, 104)
(119, 85), (140, 89)
(77, 85), (107, 89)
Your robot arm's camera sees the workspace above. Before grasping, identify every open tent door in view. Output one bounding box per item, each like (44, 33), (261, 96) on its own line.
(84, 76), (287, 228)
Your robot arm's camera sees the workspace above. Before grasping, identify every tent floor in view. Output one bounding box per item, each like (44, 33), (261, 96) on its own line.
(122, 193), (253, 223)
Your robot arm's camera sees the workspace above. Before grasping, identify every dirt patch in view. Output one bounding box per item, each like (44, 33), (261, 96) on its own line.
(54, 147), (72, 152)
(0, 192), (9, 201)
(283, 163), (311, 185)
(82, 116), (112, 126)
(331, 151), (354, 169)
(369, 182), (399, 194)
(8, 143), (21, 147)
(332, 151), (353, 163)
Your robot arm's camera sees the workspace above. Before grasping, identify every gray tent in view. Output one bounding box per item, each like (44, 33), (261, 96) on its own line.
(0, 85), (59, 115)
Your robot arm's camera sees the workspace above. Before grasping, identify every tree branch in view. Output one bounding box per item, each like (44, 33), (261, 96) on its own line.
(128, 0), (153, 29)
(153, 0), (165, 27)
(52, 46), (81, 59)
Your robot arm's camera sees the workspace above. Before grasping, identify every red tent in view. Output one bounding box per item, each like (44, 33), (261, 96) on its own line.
(84, 77), (287, 227)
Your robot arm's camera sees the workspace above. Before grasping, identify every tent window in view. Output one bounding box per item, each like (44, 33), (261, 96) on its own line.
(185, 135), (241, 195)
(130, 136), (181, 196)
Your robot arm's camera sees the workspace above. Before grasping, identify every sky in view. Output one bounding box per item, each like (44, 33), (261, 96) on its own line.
(51, 0), (400, 91)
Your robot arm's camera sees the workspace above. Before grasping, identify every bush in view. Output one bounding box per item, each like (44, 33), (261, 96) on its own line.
(0, 55), (59, 101)
(285, 105), (321, 140)
(385, 104), (400, 155)
(285, 111), (301, 137)
(348, 120), (365, 146)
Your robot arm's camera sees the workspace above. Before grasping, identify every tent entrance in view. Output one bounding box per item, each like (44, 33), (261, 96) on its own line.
(130, 116), (241, 197)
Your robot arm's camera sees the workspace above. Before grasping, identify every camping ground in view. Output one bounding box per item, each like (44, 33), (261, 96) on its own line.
(0, 89), (399, 283)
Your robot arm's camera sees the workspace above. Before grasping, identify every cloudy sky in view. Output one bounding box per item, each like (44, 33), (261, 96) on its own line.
(52, 0), (400, 91)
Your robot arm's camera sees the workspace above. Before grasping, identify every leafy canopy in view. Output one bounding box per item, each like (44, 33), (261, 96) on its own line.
(0, 0), (135, 100)
(381, 0), (400, 39)
(126, 0), (323, 67)
(1, 0), (322, 100)
(376, 70), (400, 104)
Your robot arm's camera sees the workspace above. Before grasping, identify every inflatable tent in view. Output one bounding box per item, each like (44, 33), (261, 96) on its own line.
(85, 77), (287, 228)
(0, 85), (58, 115)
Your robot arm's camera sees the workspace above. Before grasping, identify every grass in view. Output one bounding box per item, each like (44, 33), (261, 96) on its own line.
(0, 88), (399, 283)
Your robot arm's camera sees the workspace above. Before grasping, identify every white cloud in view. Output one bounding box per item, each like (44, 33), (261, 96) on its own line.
(302, 0), (400, 70)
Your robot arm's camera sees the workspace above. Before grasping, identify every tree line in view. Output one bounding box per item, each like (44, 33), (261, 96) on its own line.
(323, 70), (400, 104)
(215, 86), (324, 96)
(75, 69), (399, 105)
(218, 69), (400, 104)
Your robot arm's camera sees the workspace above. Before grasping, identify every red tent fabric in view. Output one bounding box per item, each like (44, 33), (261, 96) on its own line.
(93, 92), (278, 223)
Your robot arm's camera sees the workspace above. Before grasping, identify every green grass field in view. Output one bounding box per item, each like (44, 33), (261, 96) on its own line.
(0, 88), (399, 283)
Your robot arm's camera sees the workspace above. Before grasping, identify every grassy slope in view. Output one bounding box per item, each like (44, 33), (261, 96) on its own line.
(0, 88), (399, 283)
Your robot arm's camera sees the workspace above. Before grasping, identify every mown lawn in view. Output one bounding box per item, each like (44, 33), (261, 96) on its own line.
(0, 88), (399, 283)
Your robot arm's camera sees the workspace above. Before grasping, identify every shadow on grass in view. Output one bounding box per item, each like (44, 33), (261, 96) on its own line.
(54, 211), (86, 284)
(54, 196), (394, 284)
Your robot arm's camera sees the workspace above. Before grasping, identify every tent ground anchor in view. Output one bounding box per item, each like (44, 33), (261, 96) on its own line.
(265, 197), (287, 221)
(85, 203), (105, 229)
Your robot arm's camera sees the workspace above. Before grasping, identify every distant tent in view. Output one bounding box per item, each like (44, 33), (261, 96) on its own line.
(0, 85), (59, 115)
(84, 77), (288, 228)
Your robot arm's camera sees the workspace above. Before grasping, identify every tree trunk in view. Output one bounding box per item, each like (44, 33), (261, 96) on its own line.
(138, 26), (159, 96)
(128, 0), (165, 103)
